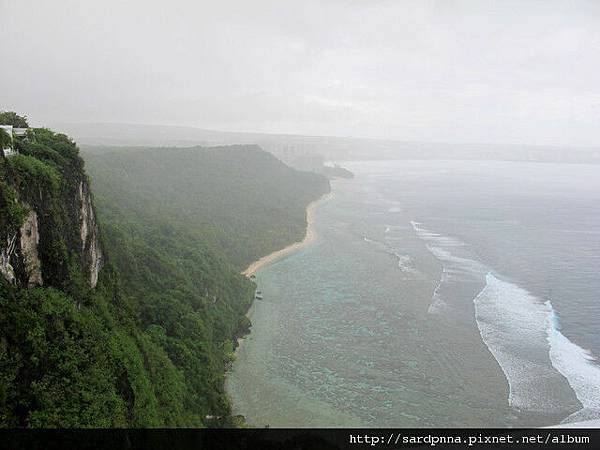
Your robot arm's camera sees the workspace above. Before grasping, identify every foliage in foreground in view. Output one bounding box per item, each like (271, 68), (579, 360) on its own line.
(0, 130), (328, 427)
(0, 131), (253, 426)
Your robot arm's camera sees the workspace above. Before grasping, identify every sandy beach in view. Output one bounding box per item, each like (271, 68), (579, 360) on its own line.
(242, 192), (333, 276)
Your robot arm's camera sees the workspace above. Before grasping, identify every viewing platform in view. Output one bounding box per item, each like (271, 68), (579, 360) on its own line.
(1, 125), (29, 158)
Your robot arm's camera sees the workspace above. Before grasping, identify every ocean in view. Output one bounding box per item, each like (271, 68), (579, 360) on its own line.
(226, 160), (600, 427)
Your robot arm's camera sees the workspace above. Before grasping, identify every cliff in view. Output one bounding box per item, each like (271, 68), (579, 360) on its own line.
(0, 123), (326, 427)
(0, 129), (103, 290)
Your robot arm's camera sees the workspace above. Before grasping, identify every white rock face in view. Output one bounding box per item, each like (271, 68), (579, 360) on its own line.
(1, 210), (43, 287)
(0, 233), (18, 284)
(19, 210), (43, 287)
(1, 181), (104, 289)
(79, 181), (103, 288)
(87, 228), (103, 288)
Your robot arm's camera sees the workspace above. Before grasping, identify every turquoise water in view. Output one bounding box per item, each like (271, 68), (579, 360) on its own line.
(226, 160), (600, 427)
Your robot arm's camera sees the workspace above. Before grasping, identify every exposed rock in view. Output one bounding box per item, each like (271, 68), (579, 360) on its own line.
(1, 181), (104, 289)
(0, 210), (43, 287)
(78, 181), (103, 288)
(0, 233), (18, 284)
(19, 211), (43, 287)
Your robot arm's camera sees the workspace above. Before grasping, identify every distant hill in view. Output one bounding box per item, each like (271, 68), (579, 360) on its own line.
(82, 144), (330, 270)
(60, 122), (600, 166)
(320, 164), (354, 179)
(54, 122), (254, 147)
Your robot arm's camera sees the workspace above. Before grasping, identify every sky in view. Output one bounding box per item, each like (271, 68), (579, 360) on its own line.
(1, 0), (600, 147)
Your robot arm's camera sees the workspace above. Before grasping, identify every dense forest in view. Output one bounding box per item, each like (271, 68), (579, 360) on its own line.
(82, 145), (330, 269)
(0, 116), (329, 427)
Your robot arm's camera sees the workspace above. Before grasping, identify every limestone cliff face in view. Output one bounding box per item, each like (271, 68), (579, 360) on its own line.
(0, 209), (43, 288)
(19, 210), (43, 287)
(0, 233), (18, 284)
(0, 181), (104, 289)
(78, 180), (103, 288)
(0, 128), (104, 290)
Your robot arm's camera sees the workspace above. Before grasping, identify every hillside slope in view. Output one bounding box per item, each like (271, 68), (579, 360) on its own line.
(83, 145), (330, 269)
(1, 126), (329, 427)
(0, 131), (244, 426)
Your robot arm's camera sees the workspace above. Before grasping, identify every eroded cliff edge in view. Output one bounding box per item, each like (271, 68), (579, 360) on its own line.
(0, 128), (103, 290)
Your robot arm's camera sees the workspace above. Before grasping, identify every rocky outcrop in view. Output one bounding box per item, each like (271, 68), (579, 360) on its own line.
(0, 210), (43, 287)
(0, 233), (18, 284)
(1, 128), (104, 291)
(0, 181), (103, 289)
(19, 211), (43, 287)
(78, 180), (103, 288)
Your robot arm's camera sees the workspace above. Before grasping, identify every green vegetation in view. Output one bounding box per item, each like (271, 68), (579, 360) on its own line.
(83, 145), (330, 269)
(0, 180), (27, 239)
(0, 129), (127, 426)
(0, 129), (11, 157)
(0, 111), (29, 128)
(1, 129), (89, 290)
(0, 122), (329, 427)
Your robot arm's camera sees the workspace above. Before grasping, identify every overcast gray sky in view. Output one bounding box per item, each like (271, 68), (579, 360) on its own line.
(2, 0), (600, 146)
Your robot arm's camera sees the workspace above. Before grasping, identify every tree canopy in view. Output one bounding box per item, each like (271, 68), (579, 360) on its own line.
(84, 144), (330, 269)
(1, 134), (328, 427)
(0, 128), (11, 156)
(0, 111), (29, 128)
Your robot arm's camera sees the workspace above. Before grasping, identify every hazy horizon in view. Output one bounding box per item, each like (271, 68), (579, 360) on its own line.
(2, 0), (600, 148)
(2, 1), (600, 436)
(54, 120), (600, 150)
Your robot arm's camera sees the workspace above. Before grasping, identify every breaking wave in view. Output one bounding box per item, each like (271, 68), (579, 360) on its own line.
(475, 273), (600, 420)
(412, 220), (600, 421)
(362, 234), (417, 274)
(410, 221), (484, 314)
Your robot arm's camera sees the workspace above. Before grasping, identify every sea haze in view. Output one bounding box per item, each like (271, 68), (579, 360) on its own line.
(227, 160), (600, 427)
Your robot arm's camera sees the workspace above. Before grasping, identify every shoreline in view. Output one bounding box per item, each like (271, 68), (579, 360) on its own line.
(242, 191), (333, 277)
(228, 190), (334, 424)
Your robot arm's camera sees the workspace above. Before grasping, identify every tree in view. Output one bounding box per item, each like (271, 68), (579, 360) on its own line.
(0, 111), (29, 128)
(0, 128), (12, 159)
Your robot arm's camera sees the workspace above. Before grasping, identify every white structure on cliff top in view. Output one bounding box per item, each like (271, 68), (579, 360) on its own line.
(1, 125), (28, 157)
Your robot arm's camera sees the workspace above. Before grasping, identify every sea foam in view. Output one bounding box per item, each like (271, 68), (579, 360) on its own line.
(547, 309), (600, 423)
(411, 221), (484, 314)
(474, 273), (565, 412)
(475, 273), (600, 420)
(412, 221), (600, 421)
(362, 233), (417, 274)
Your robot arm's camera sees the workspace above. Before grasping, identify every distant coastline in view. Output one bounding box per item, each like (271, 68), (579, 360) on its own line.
(242, 192), (333, 276)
